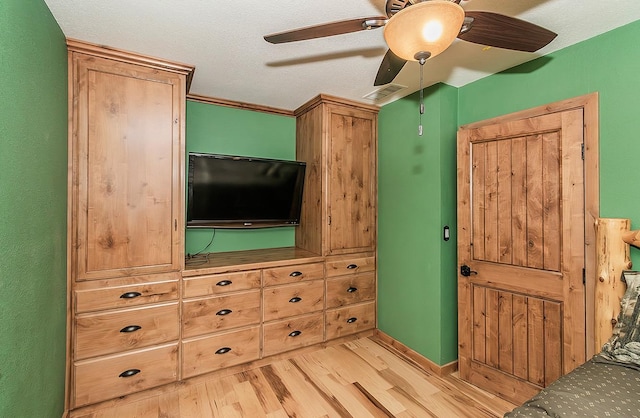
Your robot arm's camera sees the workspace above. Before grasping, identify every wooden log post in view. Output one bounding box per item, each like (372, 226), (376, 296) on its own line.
(594, 218), (632, 353)
(622, 229), (640, 249)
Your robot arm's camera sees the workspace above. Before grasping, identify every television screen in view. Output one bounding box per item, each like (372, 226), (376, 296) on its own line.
(187, 153), (306, 228)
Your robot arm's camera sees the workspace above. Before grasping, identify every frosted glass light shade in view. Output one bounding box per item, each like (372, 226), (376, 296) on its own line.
(383, 1), (465, 61)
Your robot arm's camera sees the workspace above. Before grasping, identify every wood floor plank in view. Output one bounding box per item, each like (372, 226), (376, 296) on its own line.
(324, 374), (391, 418)
(290, 358), (355, 417)
(270, 359), (340, 417)
(69, 337), (517, 418)
(232, 380), (267, 418)
(240, 368), (286, 415)
(387, 386), (440, 418)
(157, 390), (180, 418)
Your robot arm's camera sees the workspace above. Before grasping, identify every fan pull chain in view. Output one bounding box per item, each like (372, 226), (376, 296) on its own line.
(418, 60), (424, 136)
(414, 52), (430, 137)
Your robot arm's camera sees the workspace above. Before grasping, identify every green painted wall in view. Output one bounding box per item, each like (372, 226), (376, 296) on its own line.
(378, 19), (640, 366)
(378, 84), (459, 364)
(185, 101), (297, 255)
(459, 19), (640, 267)
(0, 1), (68, 416)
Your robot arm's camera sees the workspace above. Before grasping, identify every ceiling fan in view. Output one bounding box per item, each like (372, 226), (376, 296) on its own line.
(264, 0), (557, 86)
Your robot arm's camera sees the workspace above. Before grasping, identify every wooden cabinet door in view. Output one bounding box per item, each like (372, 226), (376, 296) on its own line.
(71, 54), (185, 280)
(457, 109), (586, 404)
(326, 105), (377, 255)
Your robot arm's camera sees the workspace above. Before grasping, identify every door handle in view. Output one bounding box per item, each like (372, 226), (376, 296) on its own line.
(460, 265), (478, 277)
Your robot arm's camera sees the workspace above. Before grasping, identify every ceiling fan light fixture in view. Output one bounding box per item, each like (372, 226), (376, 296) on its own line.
(383, 0), (465, 61)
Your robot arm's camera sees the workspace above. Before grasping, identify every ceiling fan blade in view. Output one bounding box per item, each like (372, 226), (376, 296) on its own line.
(374, 49), (407, 86)
(264, 16), (387, 44)
(458, 11), (557, 52)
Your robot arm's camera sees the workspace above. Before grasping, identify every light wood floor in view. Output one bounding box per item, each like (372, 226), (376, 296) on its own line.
(71, 337), (516, 417)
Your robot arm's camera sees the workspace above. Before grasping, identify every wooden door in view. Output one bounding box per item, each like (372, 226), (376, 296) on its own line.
(72, 54), (184, 280)
(457, 109), (586, 404)
(326, 105), (377, 255)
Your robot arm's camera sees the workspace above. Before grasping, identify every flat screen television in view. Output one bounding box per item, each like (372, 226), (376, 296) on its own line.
(187, 152), (306, 229)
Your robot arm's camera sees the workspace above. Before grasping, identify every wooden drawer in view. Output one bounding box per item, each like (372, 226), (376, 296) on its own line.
(75, 302), (179, 360)
(326, 301), (376, 340)
(325, 255), (375, 278)
(182, 326), (260, 379)
(326, 272), (376, 309)
(73, 343), (178, 408)
(183, 270), (261, 298)
(263, 262), (324, 286)
(263, 313), (324, 357)
(75, 280), (178, 313)
(182, 290), (261, 338)
(263, 280), (324, 322)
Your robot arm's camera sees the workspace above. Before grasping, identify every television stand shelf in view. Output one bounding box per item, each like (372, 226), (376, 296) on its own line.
(183, 246), (323, 275)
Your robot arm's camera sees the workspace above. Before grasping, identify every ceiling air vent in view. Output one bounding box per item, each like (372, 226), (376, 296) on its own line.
(362, 83), (406, 101)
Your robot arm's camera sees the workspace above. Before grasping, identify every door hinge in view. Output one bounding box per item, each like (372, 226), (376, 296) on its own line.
(581, 143), (585, 160)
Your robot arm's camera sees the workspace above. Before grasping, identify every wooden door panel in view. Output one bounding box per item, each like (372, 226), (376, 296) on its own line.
(498, 291), (513, 374)
(327, 108), (375, 255)
(75, 55), (183, 280)
(512, 294), (528, 381)
(86, 71), (174, 273)
(470, 261), (563, 300)
(511, 137), (528, 267)
(470, 133), (562, 271)
(470, 285), (563, 388)
(458, 109), (586, 404)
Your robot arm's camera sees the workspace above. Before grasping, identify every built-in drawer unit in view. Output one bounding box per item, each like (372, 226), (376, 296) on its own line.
(75, 274), (179, 313)
(182, 325), (260, 379)
(263, 262), (324, 286)
(182, 290), (261, 338)
(183, 270), (261, 298)
(326, 272), (376, 309)
(73, 343), (178, 408)
(263, 312), (324, 357)
(75, 302), (179, 360)
(263, 280), (324, 321)
(325, 255), (375, 278)
(325, 301), (376, 340)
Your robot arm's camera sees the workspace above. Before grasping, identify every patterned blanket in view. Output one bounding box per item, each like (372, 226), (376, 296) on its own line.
(504, 358), (640, 417)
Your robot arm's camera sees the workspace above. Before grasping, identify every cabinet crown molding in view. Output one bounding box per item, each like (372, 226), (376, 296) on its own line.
(66, 38), (195, 92)
(294, 94), (380, 117)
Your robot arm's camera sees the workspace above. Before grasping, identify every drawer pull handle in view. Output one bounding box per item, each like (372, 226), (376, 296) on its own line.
(289, 271), (302, 277)
(347, 287), (358, 293)
(215, 347), (232, 355)
(289, 297), (302, 303)
(120, 325), (142, 333)
(119, 369), (141, 378)
(216, 280), (232, 287)
(346, 264), (358, 270)
(216, 309), (233, 316)
(288, 330), (302, 337)
(346, 317), (358, 324)
(120, 291), (142, 299)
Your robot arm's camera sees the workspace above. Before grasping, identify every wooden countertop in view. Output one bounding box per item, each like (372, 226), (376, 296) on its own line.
(183, 247), (324, 276)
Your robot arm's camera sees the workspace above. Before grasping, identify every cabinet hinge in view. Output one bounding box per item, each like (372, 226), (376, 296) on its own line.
(328, 215), (332, 226)
(582, 267), (586, 285)
(175, 219), (178, 231)
(581, 143), (585, 160)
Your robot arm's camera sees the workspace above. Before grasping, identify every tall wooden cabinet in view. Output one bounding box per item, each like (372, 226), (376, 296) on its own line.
(295, 94), (378, 256)
(294, 94), (379, 350)
(66, 40), (194, 409)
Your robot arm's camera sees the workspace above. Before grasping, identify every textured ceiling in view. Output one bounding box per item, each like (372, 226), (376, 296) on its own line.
(44, 0), (640, 110)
